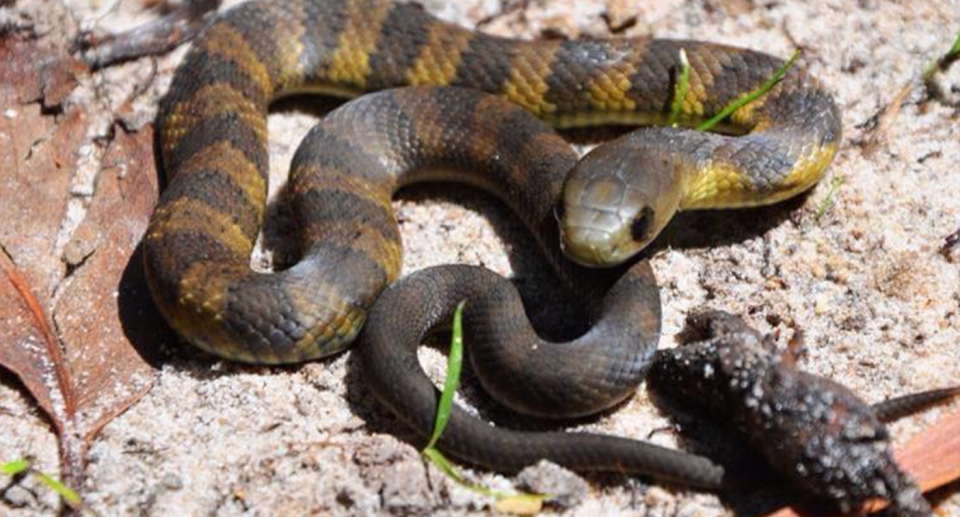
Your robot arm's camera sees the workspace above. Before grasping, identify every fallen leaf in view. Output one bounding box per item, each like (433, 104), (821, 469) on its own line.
(40, 54), (86, 110)
(0, 34), (86, 423)
(0, 36), (45, 103)
(0, 251), (73, 434)
(762, 409), (960, 517)
(895, 410), (960, 492)
(0, 34), (159, 489)
(54, 126), (162, 437)
(0, 37), (85, 300)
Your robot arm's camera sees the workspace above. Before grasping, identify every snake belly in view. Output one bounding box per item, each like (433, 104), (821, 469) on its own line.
(144, 0), (841, 485)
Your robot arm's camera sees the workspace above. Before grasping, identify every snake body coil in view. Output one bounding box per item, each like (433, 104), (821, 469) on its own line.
(145, 0), (841, 485)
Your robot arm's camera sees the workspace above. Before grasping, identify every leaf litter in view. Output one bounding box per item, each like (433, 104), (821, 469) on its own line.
(0, 32), (161, 496)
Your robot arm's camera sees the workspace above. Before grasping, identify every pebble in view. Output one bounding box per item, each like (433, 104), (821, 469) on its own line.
(814, 293), (831, 315)
(516, 460), (588, 509)
(380, 459), (433, 514)
(3, 485), (36, 508)
(161, 473), (183, 490)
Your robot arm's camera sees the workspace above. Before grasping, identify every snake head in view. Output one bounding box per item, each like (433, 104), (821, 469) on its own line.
(557, 133), (683, 267)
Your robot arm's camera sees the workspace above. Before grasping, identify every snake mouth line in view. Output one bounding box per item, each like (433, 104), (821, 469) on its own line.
(558, 225), (632, 268)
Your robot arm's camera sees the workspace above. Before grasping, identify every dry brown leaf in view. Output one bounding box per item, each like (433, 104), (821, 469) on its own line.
(0, 252), (73, 435)
(0, 35), (159, 487)
(762, 409), (960, 517)
(0, 37), (84, 300)
(0, 35), (86, 421)
(54, 126), (162, 438)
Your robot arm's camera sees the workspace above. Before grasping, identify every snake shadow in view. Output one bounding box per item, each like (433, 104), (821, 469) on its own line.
(113, 130), (185, 371)
(116, 241), (180, 369)
(650, 194), (809, 254)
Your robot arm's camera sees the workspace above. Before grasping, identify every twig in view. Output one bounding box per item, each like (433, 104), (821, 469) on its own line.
(940, 227), (960, 261)
(864, 28), (960, 153)
(77, 0), (222, 69)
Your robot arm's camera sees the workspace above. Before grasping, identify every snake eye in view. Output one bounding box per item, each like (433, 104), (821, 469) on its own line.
(630, 207), (655, 242)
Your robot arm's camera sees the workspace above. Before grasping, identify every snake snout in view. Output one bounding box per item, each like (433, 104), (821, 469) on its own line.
(558, 184), (642, 267)
(559, 224), (623, 267)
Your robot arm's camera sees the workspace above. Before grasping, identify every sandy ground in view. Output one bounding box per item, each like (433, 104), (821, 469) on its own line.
(2, 0), (960, 515)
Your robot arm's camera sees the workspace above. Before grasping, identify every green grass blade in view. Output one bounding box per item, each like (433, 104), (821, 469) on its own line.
(422, 447), (548, 514)
(426, 300), (466, 450)
(495, 493), (546, 515)
(668, 48), (691, 127)
(34, 471), (83, 507)
(423, 448), (496, 498)
(418, 304), (549, 513)
(3, 459), (88, 512)
(422, 448), (467, 485)
(923, 28), (960, 81)
(696, 49), (802, 132)
(2, 459), (29, 476)
(813, 174), (845, 221)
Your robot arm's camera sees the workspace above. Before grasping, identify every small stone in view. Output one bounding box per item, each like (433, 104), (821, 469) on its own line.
(353, 437), (405, 467)
(814, 293), (831, 315)
(161, 473), (183, 490)
(4, 109), (17, 119)
(604, 0), (638, 32)
(516, 460), (588, 509)
(810, 262), (827, 279)
(3, 485), (36, 508)
(380, 458), (433, 513)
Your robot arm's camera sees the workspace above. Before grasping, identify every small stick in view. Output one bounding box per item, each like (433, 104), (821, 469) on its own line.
(78, 0), (222, 69)
(865, 28), (960, 153)
(872, 386), (960, 422)
(940, 228), (960, 260)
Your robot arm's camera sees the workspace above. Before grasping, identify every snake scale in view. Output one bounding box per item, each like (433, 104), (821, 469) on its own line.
(144, 0), (841, 487)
